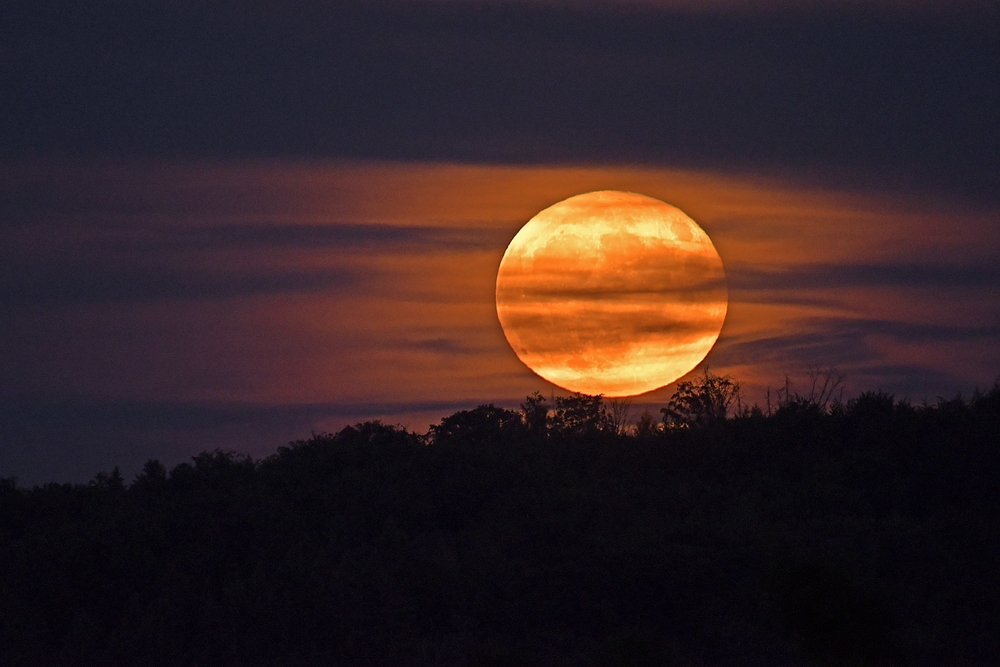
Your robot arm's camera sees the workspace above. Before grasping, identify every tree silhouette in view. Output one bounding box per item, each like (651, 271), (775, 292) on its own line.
(520, 391), (550, 441)
(660, 369), (741, 427)
(0, 378), (998, 665)
(634, 408), (658, 438)
(429, 404), (524, 445)
(605, 397), (633, 436)
(550, 392), (614, 437)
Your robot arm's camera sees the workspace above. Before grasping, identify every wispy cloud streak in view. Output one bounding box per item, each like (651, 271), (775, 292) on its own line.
(732, 263), (1000, 291)
(2, 159), (998, 482)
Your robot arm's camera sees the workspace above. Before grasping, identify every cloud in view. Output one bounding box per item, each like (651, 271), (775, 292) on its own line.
(0, 214), (509, 309)
(0, 265), (362, 310)
(713, 316), (1000, 381)
(10, 221), (506, 262)
(401, 338), (492, 355)
(0, 396), (494, 433)
(715, 323), (882, 369)
(155, 223), (509, 253)
(845, 363), (966, 396)
(2, 158), (998, 482)
(2, 0), (997, 202)
(0, 395), (516, 485)
(731, 263), (1000, 292)
(434, 0), (997, 13)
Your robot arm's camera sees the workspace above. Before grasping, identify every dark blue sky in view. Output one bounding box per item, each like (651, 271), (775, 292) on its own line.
(2, 1), (999, 484)
(4, 1), (998, 200)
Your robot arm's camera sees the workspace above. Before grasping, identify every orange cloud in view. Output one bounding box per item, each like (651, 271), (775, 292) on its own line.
(3, 158), (997, 428)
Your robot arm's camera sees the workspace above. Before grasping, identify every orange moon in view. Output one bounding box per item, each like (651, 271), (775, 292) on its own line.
(495, 191), (728, 397)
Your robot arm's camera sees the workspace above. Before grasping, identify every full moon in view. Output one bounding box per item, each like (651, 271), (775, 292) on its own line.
(495, 191), (728, 396)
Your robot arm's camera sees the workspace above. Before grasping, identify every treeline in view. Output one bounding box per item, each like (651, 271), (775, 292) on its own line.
(1, 377), (999, 666)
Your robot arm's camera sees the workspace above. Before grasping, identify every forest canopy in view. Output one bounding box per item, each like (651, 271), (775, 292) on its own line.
(1, 375), (998, 666)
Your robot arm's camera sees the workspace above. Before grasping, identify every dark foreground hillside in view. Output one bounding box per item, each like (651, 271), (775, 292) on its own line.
(1, 385), (999, 666)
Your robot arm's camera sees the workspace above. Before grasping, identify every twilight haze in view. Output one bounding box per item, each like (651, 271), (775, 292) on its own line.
(2, 0), (998, 483)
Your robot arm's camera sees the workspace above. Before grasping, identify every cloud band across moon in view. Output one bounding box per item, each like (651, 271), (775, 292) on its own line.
(496, 191), (728, 396)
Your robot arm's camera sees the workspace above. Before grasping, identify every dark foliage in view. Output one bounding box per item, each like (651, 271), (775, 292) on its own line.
(661, 370), (743, 427)
(2, 383), (999, 666)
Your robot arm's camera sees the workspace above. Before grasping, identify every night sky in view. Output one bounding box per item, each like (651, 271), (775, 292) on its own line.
(3, 0), (999, 484)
